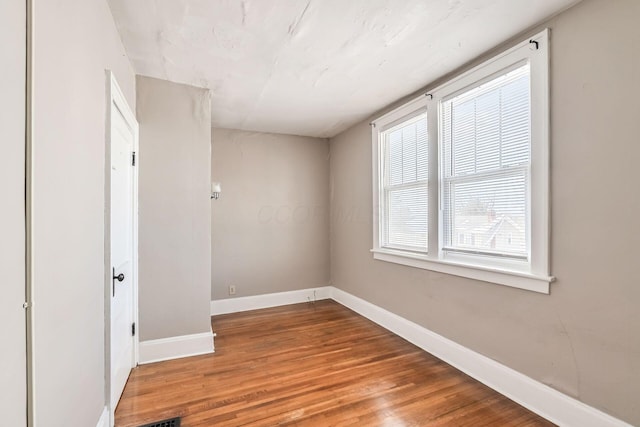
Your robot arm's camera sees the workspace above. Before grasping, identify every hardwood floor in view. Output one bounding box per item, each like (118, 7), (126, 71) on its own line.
(115, 300), (554, 426)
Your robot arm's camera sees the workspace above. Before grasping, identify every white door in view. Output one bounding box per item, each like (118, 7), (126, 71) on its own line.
(109, 78), (138, 414)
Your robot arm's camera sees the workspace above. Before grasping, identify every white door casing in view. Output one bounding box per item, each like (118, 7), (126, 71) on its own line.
(107, 71), (139, 422)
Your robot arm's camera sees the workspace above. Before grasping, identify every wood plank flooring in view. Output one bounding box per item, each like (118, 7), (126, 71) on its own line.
(115, 300), (554, 426)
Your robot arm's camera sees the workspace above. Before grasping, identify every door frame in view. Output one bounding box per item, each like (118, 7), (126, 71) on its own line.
(105, 70), (139, 426)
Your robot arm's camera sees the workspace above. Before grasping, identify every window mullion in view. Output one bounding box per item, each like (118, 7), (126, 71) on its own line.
(427, 98), (439, 260)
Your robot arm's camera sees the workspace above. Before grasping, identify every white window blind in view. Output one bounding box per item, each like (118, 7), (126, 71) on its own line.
(382, 114), (428, 252)
(442, 64), (530, 259)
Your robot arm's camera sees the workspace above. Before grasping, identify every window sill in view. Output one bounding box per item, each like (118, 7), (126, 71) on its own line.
(370, 248), (554, 294)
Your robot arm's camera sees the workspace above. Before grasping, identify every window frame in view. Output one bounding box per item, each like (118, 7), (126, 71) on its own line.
(371, 29), (553, 294)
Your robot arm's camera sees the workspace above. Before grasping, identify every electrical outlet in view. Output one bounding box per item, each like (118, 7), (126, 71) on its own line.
(228, 285), (236, 295)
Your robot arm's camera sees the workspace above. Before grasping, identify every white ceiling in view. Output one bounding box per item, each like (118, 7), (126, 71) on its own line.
(108, 0), (579, 138)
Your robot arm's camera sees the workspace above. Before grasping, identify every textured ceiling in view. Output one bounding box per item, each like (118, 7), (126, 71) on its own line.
(108, 0), (579, 138)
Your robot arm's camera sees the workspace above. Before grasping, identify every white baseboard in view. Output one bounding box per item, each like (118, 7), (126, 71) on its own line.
(210, 286), (332, 315)
(330, 287), (632, 427)
(139, 328), (215, 364)
(96, 406), (109, 427)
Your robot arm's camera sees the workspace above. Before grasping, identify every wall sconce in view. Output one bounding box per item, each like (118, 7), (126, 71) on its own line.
(211, 182), (222, 200)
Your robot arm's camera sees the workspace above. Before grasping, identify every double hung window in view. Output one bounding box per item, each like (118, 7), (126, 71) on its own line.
(382, 114), (429, 253)
(372, 30), (552, 293)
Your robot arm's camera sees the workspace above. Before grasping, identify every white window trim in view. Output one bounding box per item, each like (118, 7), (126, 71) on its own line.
(371, 29), (554, 294)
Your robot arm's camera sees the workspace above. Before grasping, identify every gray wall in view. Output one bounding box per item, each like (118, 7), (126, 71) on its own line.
(137, 76), (212, 340)
(211, 128), (330, 300)
(329, 0), (640, 424)
(0, 0), (26, 425)
(31, 0), (136, 425)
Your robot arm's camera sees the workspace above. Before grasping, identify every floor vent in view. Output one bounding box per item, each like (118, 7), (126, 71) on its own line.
(137, 417), (181, 427)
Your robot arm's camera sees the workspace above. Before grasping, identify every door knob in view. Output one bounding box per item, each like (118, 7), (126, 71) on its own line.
(112, 267), (125, 297)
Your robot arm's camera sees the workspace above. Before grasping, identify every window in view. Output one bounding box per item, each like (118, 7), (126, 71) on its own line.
(442, 64), (530, 259)
(372, 30), (552, 293)
(382, 114), (428, 253)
